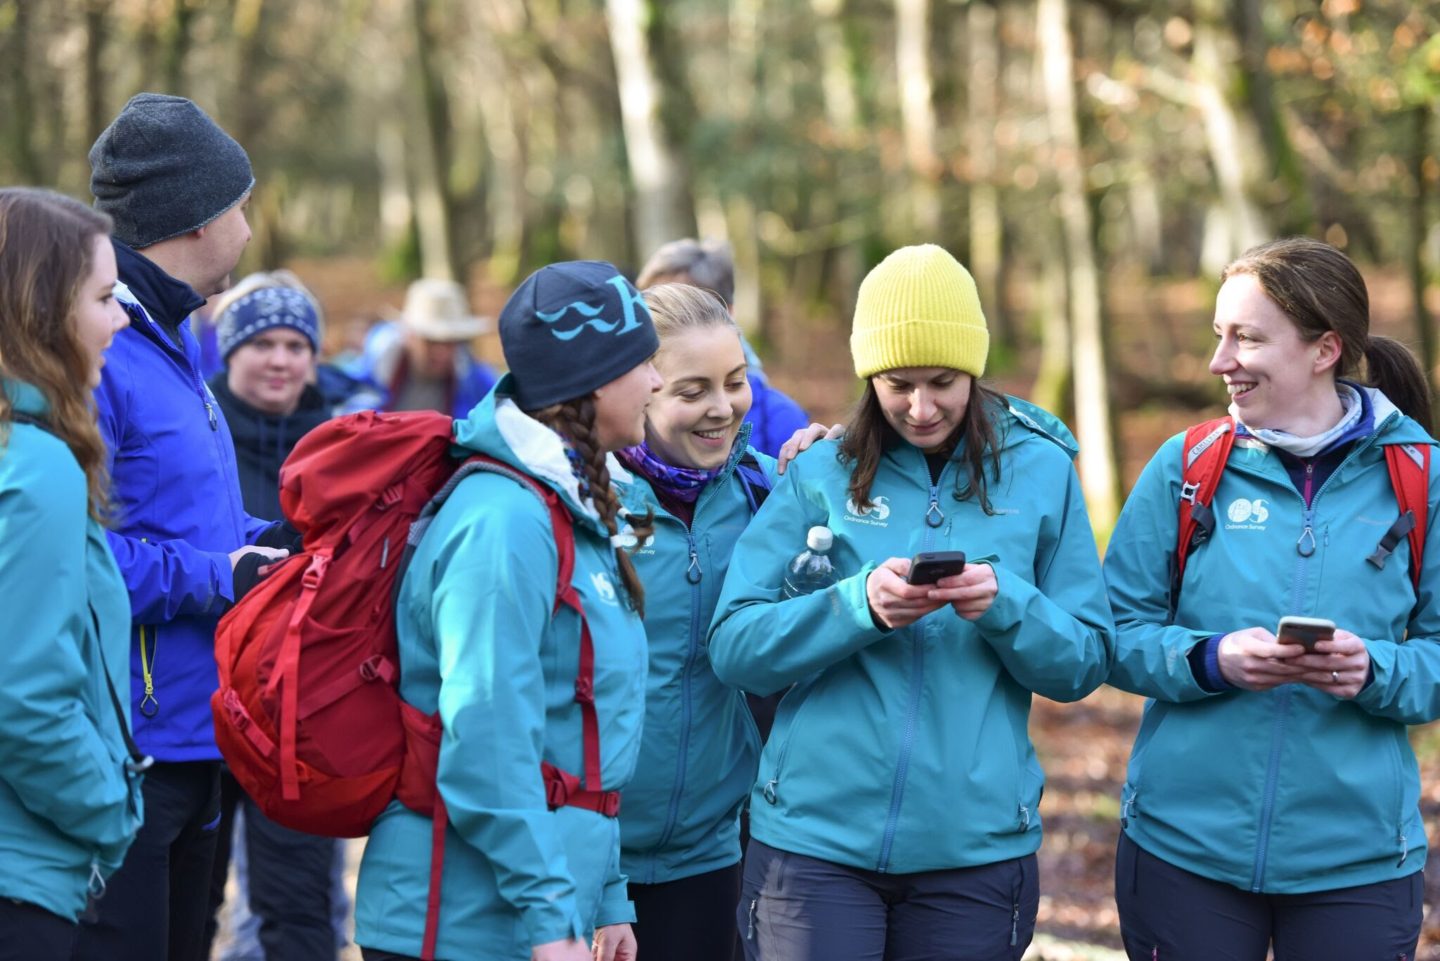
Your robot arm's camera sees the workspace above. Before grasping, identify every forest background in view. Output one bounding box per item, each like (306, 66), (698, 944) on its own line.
(4, 0), (1440, 954)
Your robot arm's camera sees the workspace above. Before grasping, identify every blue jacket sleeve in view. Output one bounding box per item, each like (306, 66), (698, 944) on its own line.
(1105, 438), (1222, 702)
(0, 456), (138, 857)
(708, 456), (893, 697)
(970, 460), (1114, 702)
(1352, 462), (1440, 725)
(744, 377), (810, 459)
(423, 485), (588, 946)
(95, 352), (235, 620)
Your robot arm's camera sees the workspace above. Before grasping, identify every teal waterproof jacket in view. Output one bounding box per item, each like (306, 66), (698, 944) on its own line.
(616, 434), (773, 884)
(0, 381), (143, 921)
(354, 380), (648, 959)
(1106, 389), (1440, 894)
(708, 396), (1114, 874)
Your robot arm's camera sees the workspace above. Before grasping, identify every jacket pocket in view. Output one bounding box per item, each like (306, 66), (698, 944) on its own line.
(760, 678), (821, 806)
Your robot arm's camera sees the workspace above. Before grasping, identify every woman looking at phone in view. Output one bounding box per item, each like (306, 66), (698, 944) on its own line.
(708, 244), (1114, 960)
(1104, 238), (1439, 960)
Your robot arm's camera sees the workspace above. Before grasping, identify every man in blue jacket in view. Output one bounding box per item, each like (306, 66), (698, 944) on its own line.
(75, 92), (288, 961)
(637, 238), (810, 458)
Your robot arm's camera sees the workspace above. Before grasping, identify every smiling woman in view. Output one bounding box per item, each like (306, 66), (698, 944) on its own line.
(1105, 237), (1440, 961)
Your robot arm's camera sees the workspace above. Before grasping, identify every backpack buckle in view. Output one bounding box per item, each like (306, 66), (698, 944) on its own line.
(1179, 481), (1200, 505)
(573, 675), (594, 704)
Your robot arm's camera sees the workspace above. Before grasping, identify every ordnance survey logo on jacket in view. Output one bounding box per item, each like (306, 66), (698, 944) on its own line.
(845, 496), (891, 527)
(590, 571), (619, 605)
(1225, 497), (1269, 530)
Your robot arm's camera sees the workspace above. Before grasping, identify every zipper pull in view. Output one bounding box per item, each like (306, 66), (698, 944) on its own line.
(1010, 900), (1020, 946)
(686, 545), (702, 584)
(1296, 525), (1316, 556)
(925, 485), (944, 528)
(1398, 833), (1408, 867)
(1121, 796), (1134, 828)
(762, 778), (778, 804)
(747, 898), (758, 941)
(206, 400), (218, 431)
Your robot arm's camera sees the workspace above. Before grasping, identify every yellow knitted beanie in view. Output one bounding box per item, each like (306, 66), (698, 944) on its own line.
(850, 244), (989, 379)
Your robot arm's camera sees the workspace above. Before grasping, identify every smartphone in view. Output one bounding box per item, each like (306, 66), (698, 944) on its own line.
(1275, 615), (1335, 650)
(907, 550), (967, 586)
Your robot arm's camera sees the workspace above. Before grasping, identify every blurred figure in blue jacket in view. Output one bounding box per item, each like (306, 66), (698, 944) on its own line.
(342, 278), (497, 418)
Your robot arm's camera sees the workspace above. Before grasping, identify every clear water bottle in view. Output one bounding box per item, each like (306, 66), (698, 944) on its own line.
(782, 526), (838, 598)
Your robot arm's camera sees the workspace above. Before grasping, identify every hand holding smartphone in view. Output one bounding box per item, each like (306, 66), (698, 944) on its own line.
(907, 550), (967, 586)
(1275, 615), (1336, 651)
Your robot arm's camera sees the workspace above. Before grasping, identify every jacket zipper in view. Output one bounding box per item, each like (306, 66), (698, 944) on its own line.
(137, 537), (159, 717)
(653, 525), (701, 873)
(877, 455), (941, 871)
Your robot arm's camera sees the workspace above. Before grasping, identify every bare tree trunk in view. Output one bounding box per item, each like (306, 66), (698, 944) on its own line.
(160, 0), (199, 95)
(727, 0), (766, 336)
(605, 0), (692, 260)
(1192, 0), (1268, 275)
(409, 0), (459, 281)
(1037, 0), (1119, 534)
(966, 0), (1006, 344)
(1408, 105), (1438, 415)
(84, 0), (110, 148)
(811, 0), (858, 137)
(895, 0), (941, 239)
(1031, 245), (1072, 420)
(5, 0), (43, 184)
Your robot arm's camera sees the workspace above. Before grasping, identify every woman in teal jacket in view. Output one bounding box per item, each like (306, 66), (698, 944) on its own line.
(708, 245), (1114, 961)
(1105, 238), (1439, 960)
(0, 189), (142, 958)
(613, 284), (777, 961)
(353, 262), (661, 961)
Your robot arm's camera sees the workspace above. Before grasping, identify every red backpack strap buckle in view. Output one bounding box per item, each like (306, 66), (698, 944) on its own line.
(1378, 443), (1431, 592)
(1171, 418), (1236, 614)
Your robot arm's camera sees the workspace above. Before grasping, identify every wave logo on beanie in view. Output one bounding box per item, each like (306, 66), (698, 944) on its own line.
(500, 260), (661, 410)
(537, 274), (651, 341)
(850, 244), (989, 379)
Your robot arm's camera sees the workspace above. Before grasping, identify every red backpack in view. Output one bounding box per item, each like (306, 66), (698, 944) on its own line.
(212, 409), (618, 960)
(1171, 416), (1430, 605)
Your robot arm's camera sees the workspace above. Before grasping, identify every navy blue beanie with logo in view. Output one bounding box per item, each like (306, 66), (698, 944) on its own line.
(499, 261), (660, 411)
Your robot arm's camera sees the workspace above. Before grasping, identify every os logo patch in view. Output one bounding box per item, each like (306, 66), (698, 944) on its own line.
(590, 571), (618, 605)
(845, 496), (891, 523)
(1226, 498), (1269, 525)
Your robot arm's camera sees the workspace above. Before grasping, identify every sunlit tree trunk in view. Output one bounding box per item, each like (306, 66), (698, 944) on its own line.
(409, 0), (459, 281)
(727, 0), (765, 335)
(895, 0), (941, 239)
(1192, 0), (1268, 274)
(966, 0), (1006, 343)
(1037, 0), (1119, 534)
(1408, 105), (1437, 415)
(606, 0), (692, 261)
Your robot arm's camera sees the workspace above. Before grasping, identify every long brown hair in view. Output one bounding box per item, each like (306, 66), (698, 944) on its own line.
(0, 188), (115, 520)
(531, 395), (655, 618)
(1222, 237), (1433, 433)
(839, 378), (1005, 514)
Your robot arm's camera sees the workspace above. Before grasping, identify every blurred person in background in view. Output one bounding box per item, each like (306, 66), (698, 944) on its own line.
(343, 278), (497, 418)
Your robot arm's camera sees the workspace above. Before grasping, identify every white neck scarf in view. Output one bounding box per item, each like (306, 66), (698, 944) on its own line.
(1236, 383), (1362, 458)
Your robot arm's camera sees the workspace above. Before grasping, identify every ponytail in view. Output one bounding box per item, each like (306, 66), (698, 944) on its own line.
(532, 396), (654, 618)
(1365, 336), (1434, 434)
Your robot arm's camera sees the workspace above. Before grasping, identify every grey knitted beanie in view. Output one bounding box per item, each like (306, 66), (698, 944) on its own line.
(89, 93), (255, 249)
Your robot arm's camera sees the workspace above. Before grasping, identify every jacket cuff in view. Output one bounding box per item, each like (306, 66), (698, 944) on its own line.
(1188, 635), (1233, 693)
(522, 902), (586, 950)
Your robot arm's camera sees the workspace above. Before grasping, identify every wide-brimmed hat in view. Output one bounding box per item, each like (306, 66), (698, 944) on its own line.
(401, 278), (490, 341)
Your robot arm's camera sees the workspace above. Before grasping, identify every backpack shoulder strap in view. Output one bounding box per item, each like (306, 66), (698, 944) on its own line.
(735, 452), (773, 515)
(1375, 443), (1430, 591)
(1171, 418), (1236, 606)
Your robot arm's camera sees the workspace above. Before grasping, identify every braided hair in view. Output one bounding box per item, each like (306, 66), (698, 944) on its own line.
(532, 395), (655, 618)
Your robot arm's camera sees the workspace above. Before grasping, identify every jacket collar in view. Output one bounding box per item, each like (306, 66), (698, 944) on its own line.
(112, 240), (205, 332)
(1, 379), (48, 418)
